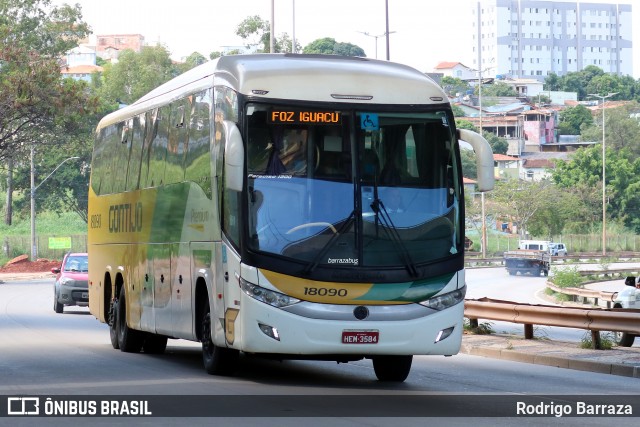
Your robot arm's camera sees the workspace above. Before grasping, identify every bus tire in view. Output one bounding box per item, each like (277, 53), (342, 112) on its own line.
(109, 297), (120, 350)
(615, 332), (636, 347)
(201, 300), (239, 375)
(116, 287), (144, 353)
(143, 334), (168, 354)
(372, 355), (412, 382)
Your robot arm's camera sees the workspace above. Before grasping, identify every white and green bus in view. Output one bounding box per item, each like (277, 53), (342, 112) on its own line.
(88, 54), (494, 382)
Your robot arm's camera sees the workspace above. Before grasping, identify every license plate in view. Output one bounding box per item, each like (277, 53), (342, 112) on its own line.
(342, 330), (379, 344)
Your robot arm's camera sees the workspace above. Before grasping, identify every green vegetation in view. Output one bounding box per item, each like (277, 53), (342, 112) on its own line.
(0, 212), (87, 265)
(463, 318), (494, 335)
(579, 332), (614, 350)
(549, 267), (583, 288)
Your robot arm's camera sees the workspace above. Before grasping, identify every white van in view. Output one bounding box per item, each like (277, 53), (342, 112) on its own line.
(518, 240), (567, 256)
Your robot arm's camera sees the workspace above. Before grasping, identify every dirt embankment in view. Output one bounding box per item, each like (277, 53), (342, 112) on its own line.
(0, 254), (61, 273)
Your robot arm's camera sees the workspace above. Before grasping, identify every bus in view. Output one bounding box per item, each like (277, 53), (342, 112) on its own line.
(88, 54), (494, 382)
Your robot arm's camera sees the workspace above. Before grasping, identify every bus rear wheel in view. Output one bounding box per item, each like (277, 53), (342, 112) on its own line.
(201, 300), (239, 375)
(108, 297), (119, 349)
(372, 355), (413, 382)
(116, 288), (144, 353)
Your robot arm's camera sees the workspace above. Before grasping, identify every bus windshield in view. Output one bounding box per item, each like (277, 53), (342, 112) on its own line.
(245, 104), (461, 269)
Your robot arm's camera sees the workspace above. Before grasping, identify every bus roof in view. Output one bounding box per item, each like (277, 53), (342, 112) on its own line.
(97, 54), (448, 130)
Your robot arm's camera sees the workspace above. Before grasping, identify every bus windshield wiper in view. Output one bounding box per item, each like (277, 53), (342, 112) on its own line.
(370, 196), (418, 277)
(303, 210), (355, 275)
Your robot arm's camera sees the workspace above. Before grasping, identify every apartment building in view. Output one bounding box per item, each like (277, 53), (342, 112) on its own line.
(472, 0), (633, 81)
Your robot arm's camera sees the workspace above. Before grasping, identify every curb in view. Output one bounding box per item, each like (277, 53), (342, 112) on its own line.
(0, 273), (55, 284)
(460, 335), (640, 379)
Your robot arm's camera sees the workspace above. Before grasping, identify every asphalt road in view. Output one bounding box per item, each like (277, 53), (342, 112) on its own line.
(1, 278), (639, 426)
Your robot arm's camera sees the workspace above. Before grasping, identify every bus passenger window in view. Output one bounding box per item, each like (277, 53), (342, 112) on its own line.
(125, 115), (144, 192)
(147, 106), (170, 187)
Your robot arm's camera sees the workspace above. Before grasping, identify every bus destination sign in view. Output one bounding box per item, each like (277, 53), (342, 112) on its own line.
(269, 110), (341, 125)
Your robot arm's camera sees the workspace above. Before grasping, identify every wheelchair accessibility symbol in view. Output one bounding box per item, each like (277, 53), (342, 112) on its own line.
(360, 113), (379, 131)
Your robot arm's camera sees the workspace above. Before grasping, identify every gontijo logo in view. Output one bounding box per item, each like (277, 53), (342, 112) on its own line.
(108, 202), (143, 233)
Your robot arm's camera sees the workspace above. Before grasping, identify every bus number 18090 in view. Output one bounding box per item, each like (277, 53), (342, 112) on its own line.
(303, 287), (347, 297)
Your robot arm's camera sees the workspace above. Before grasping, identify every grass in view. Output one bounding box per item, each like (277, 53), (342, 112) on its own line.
(579, 332), (614, 350)
(0, 211), (87, 264)
(0, 211), (87, 236)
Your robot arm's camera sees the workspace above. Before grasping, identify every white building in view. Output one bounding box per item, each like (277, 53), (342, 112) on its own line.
(432, 62), (478, 80)
(61, 46), (103, 82)
(472, 0), (633, 81)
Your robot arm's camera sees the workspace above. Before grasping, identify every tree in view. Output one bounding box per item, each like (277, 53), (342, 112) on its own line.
(176, 52), (207, 74)
(303, 38), (365, 57)
(489, 179), (552, 238)
(477, 81), (517, 97)
(236, 15), (270, 52)
(1, 0), (94, 224)
(557, 104), (593, 135)
(550, 144), (640, 233)
(441, 76), (471, 98)
(544, 73), (562, 91)
(579, 104), (640, 156)
(0, 0), (91, 161)
(482, 131), (508, 155)
(235, 15), (301, 53)
(451, 104), (465, 117)
(459, 148), (477, 179)
(98, 45), (176, 105)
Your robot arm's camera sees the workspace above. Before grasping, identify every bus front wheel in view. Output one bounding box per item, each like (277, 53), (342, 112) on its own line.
(372, 355), (413, 382)
(201, 300), (239, 375)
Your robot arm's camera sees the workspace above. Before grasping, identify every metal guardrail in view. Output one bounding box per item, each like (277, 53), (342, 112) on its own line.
(577, 268), (640, 278)
(545, 283), (618, 308)
(464, 298), (640, 349)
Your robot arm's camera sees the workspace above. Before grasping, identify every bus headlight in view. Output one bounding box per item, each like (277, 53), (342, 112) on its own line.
(420, 285), (466, 311)
(240, 278), (300, 308)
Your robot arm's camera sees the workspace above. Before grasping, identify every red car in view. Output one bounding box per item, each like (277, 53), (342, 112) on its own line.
(52, 252), (89, 313)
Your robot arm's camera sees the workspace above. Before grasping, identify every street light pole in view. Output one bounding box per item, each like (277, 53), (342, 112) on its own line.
(357, 31), (396, 60)
(384, 0), (390, 60)
(30, 150), (80, 260)
(587, 92), (618, 256)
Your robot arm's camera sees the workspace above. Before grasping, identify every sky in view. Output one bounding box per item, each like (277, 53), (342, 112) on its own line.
(52, 0), (640, 78)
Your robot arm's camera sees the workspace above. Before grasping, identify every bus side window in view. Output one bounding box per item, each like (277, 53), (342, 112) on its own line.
(99, 124), (119, 195)
(125, 116), (143, 192)
(112, 121), (129, 193)
(126, 114), (145, 192)
(147, 106), (170, 187)
(91, 128), (107, 195)
(140, 110), (155, 189)
(166, 99), (190, 185)
(185, 90), (212, 198)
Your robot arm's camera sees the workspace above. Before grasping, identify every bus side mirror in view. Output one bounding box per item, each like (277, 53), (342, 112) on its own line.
(224, 121), (244, 192)
(457, 129), (495, 192)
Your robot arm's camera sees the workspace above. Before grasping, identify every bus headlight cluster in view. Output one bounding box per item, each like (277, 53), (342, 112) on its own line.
(240, 278), (300, 308)
(421, 285), (466, 311)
